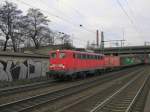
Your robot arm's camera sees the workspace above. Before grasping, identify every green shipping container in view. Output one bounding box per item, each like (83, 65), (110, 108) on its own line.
(120, 57), (135, 65)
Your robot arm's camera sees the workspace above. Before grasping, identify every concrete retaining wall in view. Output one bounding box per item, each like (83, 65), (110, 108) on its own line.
(0, 52), (49, 81)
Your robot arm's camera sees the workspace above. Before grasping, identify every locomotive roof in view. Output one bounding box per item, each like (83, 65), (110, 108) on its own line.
(50, 49), (104, 56)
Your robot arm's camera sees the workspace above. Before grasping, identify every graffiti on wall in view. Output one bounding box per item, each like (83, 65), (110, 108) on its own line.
(0, 59), (47, 81)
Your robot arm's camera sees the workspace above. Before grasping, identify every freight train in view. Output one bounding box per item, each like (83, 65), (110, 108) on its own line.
(47, 49), (144, 79)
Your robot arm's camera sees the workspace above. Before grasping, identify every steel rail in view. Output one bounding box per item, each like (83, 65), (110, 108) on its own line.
(125, 75), (150, 112)
(90, 70), (148, 112)
(0, 65), (138, 97)
(0, 68), (141, 112)
(0, 80), (56, 96)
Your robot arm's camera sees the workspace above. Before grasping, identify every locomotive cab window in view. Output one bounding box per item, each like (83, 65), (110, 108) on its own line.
(82, 54), (86, 59)
(51, 53), (57, 58)
(97, 55), (103, 60)
(73, 53), (76, 58)
(94, 55), (97, 60)
(77, 54), (81, 59)
(59, 52), (66, 59)
(87, 55), (90, 59)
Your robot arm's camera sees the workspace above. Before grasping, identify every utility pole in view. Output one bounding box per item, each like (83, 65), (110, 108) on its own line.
(121, 28), (125, 47)
(120, 39), (125, 47)
(100, 31), (104, 54)
(96, 30), (99, 47)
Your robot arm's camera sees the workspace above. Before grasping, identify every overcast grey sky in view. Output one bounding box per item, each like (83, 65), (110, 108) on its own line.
(1, 0), (150, 47)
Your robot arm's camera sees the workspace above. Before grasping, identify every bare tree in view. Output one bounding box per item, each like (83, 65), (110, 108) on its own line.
(53, 32), (73, 49)
(54, 32), (71, 44)
(26, 8), (51, 49)
(39, 28), (55, 46)
(0, 1), (23, 52)
(13, 16), (29, 49)
(58, 33), (69, 44)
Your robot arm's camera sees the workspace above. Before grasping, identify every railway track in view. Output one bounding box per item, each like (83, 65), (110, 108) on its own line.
(0, 67), (143, 112)
(0, 80), (56, 97)
(126, 75), (150, 112)
(0, 66), (140, 107)
(0, 67), (134, 98)
(0, 67), (138, 98)
(55, 67), (149, 112)
(90, 71), (149, 112)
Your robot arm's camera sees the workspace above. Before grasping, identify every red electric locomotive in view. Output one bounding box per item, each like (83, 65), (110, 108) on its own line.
(48, 50), (105, 79)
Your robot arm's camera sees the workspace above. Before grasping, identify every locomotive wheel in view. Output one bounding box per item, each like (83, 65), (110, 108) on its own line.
(70, 74), (77, 81)
(81, 72), (86, 79)
(95, 70), (101, 75)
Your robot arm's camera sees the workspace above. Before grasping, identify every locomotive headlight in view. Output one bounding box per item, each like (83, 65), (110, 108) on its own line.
(49, 64), (65, 68)
(58, 64), (65, 68)
(50, 64), (55, 68)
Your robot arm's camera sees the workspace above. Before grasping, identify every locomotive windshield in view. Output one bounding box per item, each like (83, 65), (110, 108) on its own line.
(51, 53), (57, 58)
(59, 52), (66, 59)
